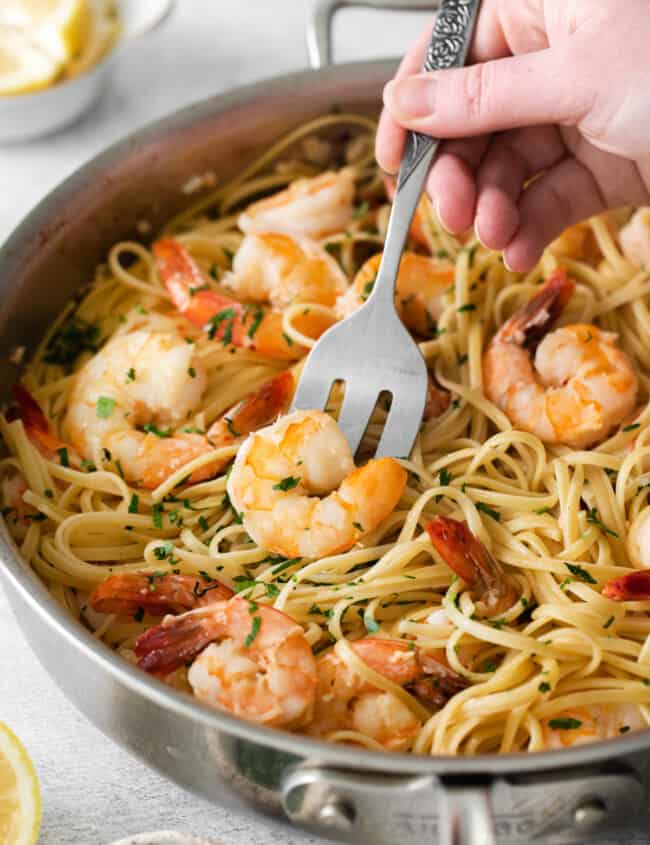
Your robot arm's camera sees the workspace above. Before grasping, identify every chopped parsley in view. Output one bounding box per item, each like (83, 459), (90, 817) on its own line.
(436, 250), (450, 259)
(152, 503), (163, 530)
(80, 459), (96, 472)
(457, 303), (476, 313)
(57, 447), (69, 467)
(154, 541), (173, 560)
(128, 494), (139, 514)
(538, 682), (551, 693)
(198, 515), (209, 532)
(282, 331), (294, 347)
(273, 476), (300, 492)
(623, 423), (641, 433)
(585, 507), (618, 537)
(187, 367), (196, 379)
(457, 353), (468, 366)
(232, 575), (256, 593)
(44, 317), (99, 368)
(360, 279), (375, 301)
(482, 661), (497, 672)
(353, 521), (364, 532)
(246, 304), (264, 339)
(619, 725), (631, 734)
(603, 615), (615, 629)
(225, 417), (240, 438)
(143, 423), (172, 438)
(206, 307), (235, 341)
(353, 200), (370, 219)
(245, 615), (261, 647)
(126, 368), (136, 383)
(548, 718), (582, 730)
(534, 506), (551, 515)
(114, 459), (124, 479)
(264, 583), (280, 599)
(133, 606), (145, 623)
(564, 562), (597, 585)
(96, 397), (116, 418)
(44, 489), (53, 499)
(270, 557), (301, 574)
(476, 502), (501, 522)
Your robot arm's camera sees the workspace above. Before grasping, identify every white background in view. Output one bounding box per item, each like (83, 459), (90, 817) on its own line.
(1, 2), (649, 843)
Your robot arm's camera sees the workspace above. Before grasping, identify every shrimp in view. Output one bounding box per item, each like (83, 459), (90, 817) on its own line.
(336, 251), (454, 336)
(307, 639), (466, 751)
(603, 569), (650, 601)
(1, 471), (37, 526)
(64, 329), (216, 489)
(206, 369), (294, 450)
(549, 221), (600, 264)
(483, 268), (638, 448)
(619, 208), (650, 268)
(238, 168), (356, 239)
(225, 233), (347, 309)
(427, 516), (519, 618)
(541, 704), (644, 749)
(154, 238), (332, 361)
(227, 409), (407, 559)
(89, 572), (233, 617)
(424, 376), (451, 420)
(11, 384), (69, 459)
(134, 598), (317, 728)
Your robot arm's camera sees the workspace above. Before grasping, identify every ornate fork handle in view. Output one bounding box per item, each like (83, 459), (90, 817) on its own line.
(397, 0), (481, 190)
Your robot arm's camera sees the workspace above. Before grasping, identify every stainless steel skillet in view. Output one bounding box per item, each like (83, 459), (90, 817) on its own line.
(1, 3), (650, 844)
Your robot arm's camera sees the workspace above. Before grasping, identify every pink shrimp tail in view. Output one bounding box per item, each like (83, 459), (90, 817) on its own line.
(501, 268), (575, 347)
(90, 573), (233, 617)
(154, 238), (241, 330)
(603, 570), (650, 601)
(135, 609), (223, 674)
(11, 384), (67, 457)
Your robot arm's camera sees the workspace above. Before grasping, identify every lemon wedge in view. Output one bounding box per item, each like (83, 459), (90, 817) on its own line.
(0, 0), (92, 65)
(0, 27), (61, 95)
(0, 721), (41, 845)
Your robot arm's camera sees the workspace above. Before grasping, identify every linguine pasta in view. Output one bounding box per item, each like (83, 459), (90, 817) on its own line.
(3, 113), (650, 755)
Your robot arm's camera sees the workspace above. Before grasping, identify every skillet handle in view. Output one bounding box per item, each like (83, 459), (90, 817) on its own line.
(438, 782), (497, 845)
(308, 0), (444, 69)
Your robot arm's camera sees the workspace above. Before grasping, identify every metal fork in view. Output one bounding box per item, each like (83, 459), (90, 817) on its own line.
(291, 0), (481, 458)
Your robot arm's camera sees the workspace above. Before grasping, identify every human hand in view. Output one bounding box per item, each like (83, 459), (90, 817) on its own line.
(377, 0), (650, 271)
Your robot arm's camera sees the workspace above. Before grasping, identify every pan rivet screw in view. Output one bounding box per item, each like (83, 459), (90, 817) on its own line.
(318, 798), (356, 830)
(574, 799), (607, 827)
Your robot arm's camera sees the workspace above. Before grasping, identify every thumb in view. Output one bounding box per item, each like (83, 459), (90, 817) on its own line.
(383, 49), (593, 138)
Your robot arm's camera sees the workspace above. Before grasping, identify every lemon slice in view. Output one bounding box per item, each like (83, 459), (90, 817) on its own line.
(0, 27), (61, 95)
(0, 0), (91, 64)
(0, 721), (41, 845)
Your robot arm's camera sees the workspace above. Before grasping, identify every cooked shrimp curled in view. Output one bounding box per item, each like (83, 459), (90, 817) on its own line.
(227, 409), (407, 558)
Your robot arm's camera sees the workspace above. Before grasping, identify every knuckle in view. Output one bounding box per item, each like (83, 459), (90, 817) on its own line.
(461, 62), (492, 123)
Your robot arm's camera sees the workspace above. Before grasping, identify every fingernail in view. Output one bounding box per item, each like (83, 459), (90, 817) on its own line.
(475, 219), (487, 248)
(503, 253), (514, 272)
(383, 74), (436, 119)
(435, 197), (452, 234)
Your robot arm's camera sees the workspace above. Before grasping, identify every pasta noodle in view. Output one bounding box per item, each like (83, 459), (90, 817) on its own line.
(3, 113), (650, 755)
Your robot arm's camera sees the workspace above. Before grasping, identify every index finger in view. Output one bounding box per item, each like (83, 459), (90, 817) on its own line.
(375, 0), (509, 174)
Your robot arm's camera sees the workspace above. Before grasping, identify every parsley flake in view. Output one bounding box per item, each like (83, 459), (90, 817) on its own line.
(273, 476), (300, 492)
(96, 397), (116, 418)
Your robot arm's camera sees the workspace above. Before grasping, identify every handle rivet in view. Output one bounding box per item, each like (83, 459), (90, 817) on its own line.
(318, 798), (356, 830)
(574, 799), (607, 827)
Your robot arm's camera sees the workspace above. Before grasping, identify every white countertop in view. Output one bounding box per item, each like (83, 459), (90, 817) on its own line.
(0, 3), (648, 844)
(0, 3), (427, 844)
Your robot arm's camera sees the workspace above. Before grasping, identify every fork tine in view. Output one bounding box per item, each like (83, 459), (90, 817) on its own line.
(375, 387), (426, 459)
(337, 383), (379, 456)
(290, 366), (333, 414)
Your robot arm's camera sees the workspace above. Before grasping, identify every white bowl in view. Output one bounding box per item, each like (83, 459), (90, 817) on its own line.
(0, 0), (176, 143)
